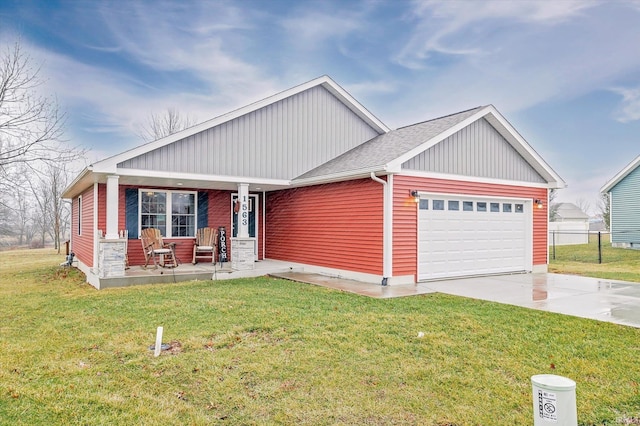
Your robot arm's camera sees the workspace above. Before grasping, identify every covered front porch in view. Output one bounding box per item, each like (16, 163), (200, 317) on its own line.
(89, 258), (301, 289)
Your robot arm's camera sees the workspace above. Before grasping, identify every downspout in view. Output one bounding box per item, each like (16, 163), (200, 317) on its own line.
(92, 182), (99, 274)
(370, 172), (391, 286)
(262, 191), (266, 260)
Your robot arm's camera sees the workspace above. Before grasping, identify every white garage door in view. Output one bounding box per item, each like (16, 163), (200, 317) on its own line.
(418, 195), (531, 281)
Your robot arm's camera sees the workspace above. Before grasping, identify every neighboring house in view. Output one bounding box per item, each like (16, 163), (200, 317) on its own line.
(601, 154), (640, 248)
(62, 75), (565, 289)
(548, 203), (589, 245)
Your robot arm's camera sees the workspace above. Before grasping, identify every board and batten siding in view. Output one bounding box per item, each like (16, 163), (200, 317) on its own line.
(610, 165), (640, 244)
(402, 118), (545, 183)
(73, 186), (95, 268)
(392, 175), (548, 278)
(117, 85), (381, 180)
(265, 179), (384, 275)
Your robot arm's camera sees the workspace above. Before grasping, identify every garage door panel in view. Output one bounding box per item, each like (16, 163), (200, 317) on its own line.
(418, 195), (530, 281)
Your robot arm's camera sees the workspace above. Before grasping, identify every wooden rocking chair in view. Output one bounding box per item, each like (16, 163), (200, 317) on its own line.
(141, 228), (177, 269)
(192, 227), (217, 264)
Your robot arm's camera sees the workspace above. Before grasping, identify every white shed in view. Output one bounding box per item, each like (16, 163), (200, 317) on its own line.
(549, 203), (590, 245)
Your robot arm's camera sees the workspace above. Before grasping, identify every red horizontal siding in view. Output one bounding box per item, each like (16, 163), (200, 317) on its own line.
(266, 179), (384, 275)
(97, 184), (106, 234)
(119, 187), (247, 267)
(73, 186), (95, 267)
(393, 175), (548, 278)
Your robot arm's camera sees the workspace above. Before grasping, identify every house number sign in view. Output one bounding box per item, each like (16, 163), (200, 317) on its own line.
(241, 195), (249, 227)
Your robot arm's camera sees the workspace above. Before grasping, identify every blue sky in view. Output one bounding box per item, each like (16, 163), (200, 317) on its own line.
(2, 0), (639, 213)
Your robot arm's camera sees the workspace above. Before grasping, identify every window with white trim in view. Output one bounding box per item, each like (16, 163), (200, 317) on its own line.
(140, 190), (196, 237)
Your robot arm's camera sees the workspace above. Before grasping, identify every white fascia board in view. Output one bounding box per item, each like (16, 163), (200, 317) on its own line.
(482, 106), (565, 187)
(292, 165), (389, 187)
(386, 106), (492, 171)
(114, 168), (291, 187)
(600, 154), (640, 193)
(401, 169), (553, 190)
(386, 105), (566, 188)
(319, 76), (390, 133)
(93, 76), (389, 171)
(62, 166), (93, 199)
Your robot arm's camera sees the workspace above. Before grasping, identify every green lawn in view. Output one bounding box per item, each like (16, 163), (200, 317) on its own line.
(1, 249), (640, 425)
(549, 233), (640, 283)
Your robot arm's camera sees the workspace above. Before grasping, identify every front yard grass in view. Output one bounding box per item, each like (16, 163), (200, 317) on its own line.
(1, 249), (639, 425)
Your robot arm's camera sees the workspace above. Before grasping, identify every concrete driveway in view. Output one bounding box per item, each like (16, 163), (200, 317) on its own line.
(425, 273), (640, 328)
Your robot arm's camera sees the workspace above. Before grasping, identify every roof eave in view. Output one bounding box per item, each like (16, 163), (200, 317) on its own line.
(292, 165), (390, 187)
(600, 154), (640, 193)
(62, 167), (94, 199)
(387, 105), (566, 188)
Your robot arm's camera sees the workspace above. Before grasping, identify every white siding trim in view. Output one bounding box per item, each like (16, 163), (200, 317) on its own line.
(400, 169), (552, 189)
(387, 105), (565, 188)
(601, 154), (640, 193)
(92, 183), (99, 273)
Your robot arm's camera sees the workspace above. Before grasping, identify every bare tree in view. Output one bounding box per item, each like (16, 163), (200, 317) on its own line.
(0, 40), (79, 171)
(26, 162), (72, 252)
(136, 107), (196, 141)
(548, 188), (560, 221)
(574, 197), (591, 216)
(598, 192), (610, 230)
(0, 39), (85, 248)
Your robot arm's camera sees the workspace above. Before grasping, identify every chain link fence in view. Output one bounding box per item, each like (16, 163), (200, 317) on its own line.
(549, 230), (640, 264)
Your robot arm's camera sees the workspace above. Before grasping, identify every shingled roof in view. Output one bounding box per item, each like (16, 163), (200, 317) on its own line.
(295, 106), (485, 180)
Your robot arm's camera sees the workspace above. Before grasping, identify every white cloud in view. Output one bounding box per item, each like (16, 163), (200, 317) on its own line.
(611, 86), (640, 122)
(397, 0), (596, 69)
(383, 1), (640, 128)
(281, 11), (361, 46)
(94, 1), (279, 107)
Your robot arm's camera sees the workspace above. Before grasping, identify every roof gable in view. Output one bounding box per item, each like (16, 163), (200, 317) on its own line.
(92, 75), (389, 174)
(601, 154), (640, 193)
(402, 117), (545, 183)
(295, 107), (483, 180)
(295, 105), (564, 188)
(117, 84), (382, 180)
(555, 203), (589, 220)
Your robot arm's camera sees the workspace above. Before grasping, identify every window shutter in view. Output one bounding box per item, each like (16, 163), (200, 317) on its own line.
(197, 191), (208, 229)
(125, 188), (139, 239)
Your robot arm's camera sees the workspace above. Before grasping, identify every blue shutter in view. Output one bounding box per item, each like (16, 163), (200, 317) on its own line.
(125, 189), (139, 239)
(197, 191), (208, 229)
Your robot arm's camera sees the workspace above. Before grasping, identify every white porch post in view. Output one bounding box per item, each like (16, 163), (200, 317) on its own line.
(105, 175), (120, 240)
(231, 183), (254, 271)
(237, 183), (250, 238)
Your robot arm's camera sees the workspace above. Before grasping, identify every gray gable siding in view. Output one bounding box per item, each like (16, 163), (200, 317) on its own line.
(296, 107), (484, 180)
(118, 85), (381, 180)
(610, 165), (640, 244)
(402, 118), (545, 183)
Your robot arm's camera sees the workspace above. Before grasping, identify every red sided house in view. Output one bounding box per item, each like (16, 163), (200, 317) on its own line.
(62, 76), (565, 289)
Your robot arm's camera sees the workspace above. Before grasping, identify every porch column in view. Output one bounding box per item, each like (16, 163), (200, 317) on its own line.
(237, 183), (250, 238)
(105, 175), (120, 240)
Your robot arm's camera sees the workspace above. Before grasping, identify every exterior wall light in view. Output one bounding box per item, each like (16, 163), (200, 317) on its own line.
(534, 199), (543, 209)
(411, 190), (420, 203)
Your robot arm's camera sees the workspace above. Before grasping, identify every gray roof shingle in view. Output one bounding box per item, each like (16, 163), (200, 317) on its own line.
(295, 106), (485, 180)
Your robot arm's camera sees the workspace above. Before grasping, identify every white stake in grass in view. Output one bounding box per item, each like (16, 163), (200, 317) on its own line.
(154, 326), (164, 357)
